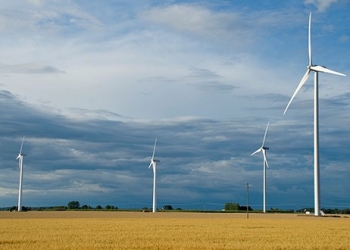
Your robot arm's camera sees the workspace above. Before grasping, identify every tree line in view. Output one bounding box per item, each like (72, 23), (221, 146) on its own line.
(5, 201), (119, 212)
(4, 201), (350, 214)
(67, 201), (118, 210)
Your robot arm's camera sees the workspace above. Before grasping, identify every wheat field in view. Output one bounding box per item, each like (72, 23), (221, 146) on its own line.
(0, 211), (349, 249)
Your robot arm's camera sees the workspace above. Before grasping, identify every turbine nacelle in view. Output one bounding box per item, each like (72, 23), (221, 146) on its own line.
(17, 153), (26, 159)
(148, 159), (160, 169)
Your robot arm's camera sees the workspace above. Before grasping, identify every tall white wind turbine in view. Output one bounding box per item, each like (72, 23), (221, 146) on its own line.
(252, 122), (270, 214)
(148, 138), (159, 213)
(283, 13), (345, 216)
(17, 136), (26, 212)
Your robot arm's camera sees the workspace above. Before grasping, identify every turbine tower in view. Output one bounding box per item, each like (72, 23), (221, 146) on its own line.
(148, 138), (159, 213)
(252, 122), (270, 214)
(17, 136), (26, 212)
(283, 13), (345, 216)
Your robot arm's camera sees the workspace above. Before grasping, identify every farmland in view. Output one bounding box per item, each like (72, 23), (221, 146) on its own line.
(0, 211), (349, 249)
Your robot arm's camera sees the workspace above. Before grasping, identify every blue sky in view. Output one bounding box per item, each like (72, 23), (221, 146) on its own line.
(0, 0), (349, 210)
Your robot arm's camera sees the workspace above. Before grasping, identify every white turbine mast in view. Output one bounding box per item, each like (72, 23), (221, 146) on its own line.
(148, 138), (159, 213)
(252, 122), (270, 214)
(283, 13), (345, 216)
(17, 136), (26, 212)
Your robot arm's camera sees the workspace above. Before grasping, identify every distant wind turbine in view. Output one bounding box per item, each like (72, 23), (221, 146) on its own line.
(251, 122), (270, 214)
(17, 136), (26, 212)
(148, 138), (159, 213)
(283, 13), (346, 216)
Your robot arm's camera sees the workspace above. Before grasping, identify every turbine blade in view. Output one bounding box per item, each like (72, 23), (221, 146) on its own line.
(19, 136), (25, 155)
(251, 148), (261, 156)
(261, 122), (270, 147)
(263, 150), (269, 168)
(283, 69), (310, 115)
(148, 162), (153, 169)
(151, 138), (157, 159)
(308, 12), (312, 66)
(310, 66), (346, 76)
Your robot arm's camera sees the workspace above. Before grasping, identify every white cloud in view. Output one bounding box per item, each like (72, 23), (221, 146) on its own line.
(0, 0), (101, 37)
(142, 4), (235, 34)
(304, 0), (339, 12)
(141, 4), (252, 48)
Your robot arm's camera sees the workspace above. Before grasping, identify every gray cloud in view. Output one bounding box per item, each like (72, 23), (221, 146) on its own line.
(1, 90), (349, 210)
(0, 63), (64, 74)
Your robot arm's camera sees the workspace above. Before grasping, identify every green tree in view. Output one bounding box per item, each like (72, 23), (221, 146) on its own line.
(81, 204), (89, 210)
(67, 201), (80, 209)
(224, 203), (240, 211)
(162, 205), (173, 210)
(239, 205), (253, 211)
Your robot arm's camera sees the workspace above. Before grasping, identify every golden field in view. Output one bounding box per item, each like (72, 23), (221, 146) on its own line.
(0, 211), (349, 249)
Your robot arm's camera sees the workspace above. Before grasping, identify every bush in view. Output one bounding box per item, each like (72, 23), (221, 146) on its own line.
(162, 205), (173, 210)
(224, 203), (240, 211)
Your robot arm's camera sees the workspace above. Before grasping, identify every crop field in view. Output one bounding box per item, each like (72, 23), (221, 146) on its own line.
(0, 211), (349, 249)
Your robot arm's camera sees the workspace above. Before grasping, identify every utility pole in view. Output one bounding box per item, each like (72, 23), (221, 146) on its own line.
(246, 183), (249, 219)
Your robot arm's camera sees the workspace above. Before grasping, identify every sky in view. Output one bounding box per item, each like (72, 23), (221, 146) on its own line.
(0, 0), (350, 211)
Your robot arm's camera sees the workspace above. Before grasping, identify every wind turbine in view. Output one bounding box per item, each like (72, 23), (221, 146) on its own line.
(251, 122), (270, 214)
(148, 138), (159, 213)
(283, 13), (345, 216)
(17, 136), (26, 212)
